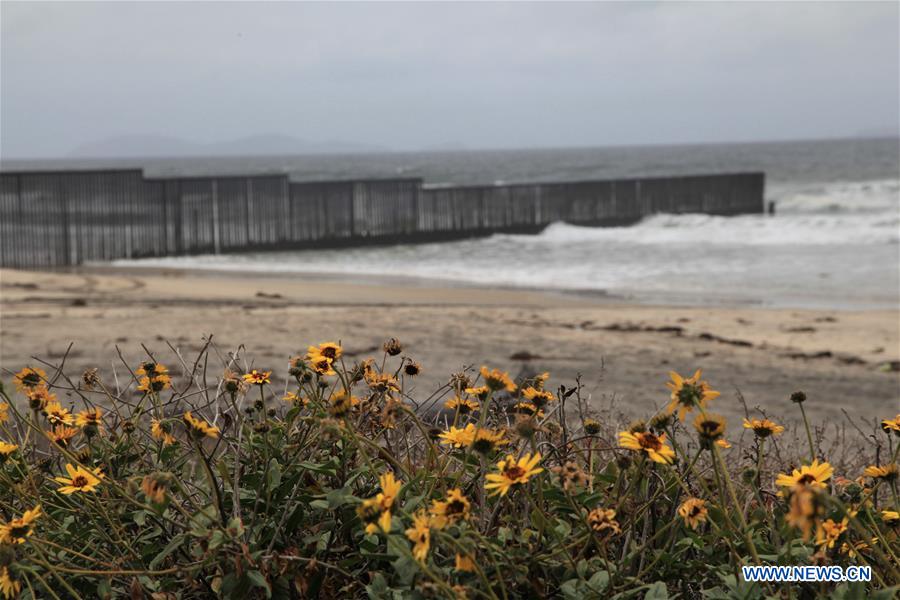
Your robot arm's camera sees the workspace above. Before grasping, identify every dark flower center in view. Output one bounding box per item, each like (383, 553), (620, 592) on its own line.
(72, 475), (88, 487)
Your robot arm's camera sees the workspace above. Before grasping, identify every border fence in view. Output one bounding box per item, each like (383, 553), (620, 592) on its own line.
(0, 169), (764, 269)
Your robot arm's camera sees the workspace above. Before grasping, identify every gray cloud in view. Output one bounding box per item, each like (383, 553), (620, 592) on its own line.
(1, 1), (898, 157)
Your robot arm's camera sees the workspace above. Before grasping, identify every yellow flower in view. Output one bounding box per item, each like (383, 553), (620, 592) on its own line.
(365, 371), (400, 394)
(716, 439), (732, 449)
(512, 402), (544, 419)
(678, 498), (708, 530)
(665, 369), (720, 421)
(141, 475), (168, 504)
(43, 401), (74, 426)
(0, 566), (21, 600)
(75, 408), (104, 434)
(439, 425), (473, 448)
(693, 413), (726, 447)
(863, 463), (898, 482)
(583, 418), (602, 435)
(881, 510), (899, 525)
(454, 553), (476, 572)
(775, 460), (834, 490)
(0, 505), (41, 544)
(46, 425), (79, 449)
(242, 370), (271, 385)
(0, 402), (7, 424)
(618, 430), (676, 464)
(469, 426), (509, 455)
(479, 366), (516, 393)
(0, 442), (17, 462)
(135, 362), (168, 377)
(485, 452), (543, 496)
(137, 373), (172, 393)
(182, 412), (220, 439)
(586, 507), (621, 536)
(283, 391), (308, 407)
(465, 385), (490, 401)
(521, 386), (554, 407)
(54, 463), (104, 494)
(743, 418), (785, 438)
(816, 518), (848, 549)
(309, 341), (342, 362)
(14, 366), (46, 391)
(841, 539), (875, 559)
(785, 485), (825, 541)
(357, 472), (402, 535)
(881, 414), (900, 434)
(151, 419), (177, 445)
(329, 388), (360, 418)
(405, 510), (432, 562)
(26, 386), (55, 411)
(430, 488), (471, 529)
(444, 396), (479, 415)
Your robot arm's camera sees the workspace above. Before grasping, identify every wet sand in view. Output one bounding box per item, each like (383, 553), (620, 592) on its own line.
(1, 266), (897, 425)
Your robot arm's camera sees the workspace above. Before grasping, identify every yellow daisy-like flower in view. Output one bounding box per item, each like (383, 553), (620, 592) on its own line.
(14, 366), (46, 391)
(137, 373), (172, 393)
(485, 452), (543, 497)
(242, 369), (271, 386)
(863, 463), (898, 482)
(586, 507), (621, 536)
(0, 505), (42, 544)
(0, 402), (7, 424)
(468, 425), (509, 455)
(283, 391), (308, 407)
(0, 565), (21, 600)
(75, 408), (104, 434)
(881, 510), (899, 525)
(439, 425), (474, 448)
(182, 412), (220, 439)
(677, 498), (708, 530)
(743, 418), (785, 438)
(693, 413), (726, 448)
(430, 488), (471, 529)
(785, 485), (825, 541)
(716, 439), (733, 449)
(43, 401), (75, 427)
(135, 362), (168, 377)
(816, 518), (848, 549)
(465, 385), (490, 401)
(521, 386), (554, 407)
(665, 369), (720, 421)
(54, 463), (104, 494)
(0, 442), (18, 462)
(365, 371), (400, 394)
(775, 460), (834, 490)
(46, 425), (79, 449)
(881, 414), (900, 434)
(454, 553), (476, 572)
(26, 386), (55, 411)
(357, 472), (403, 534)
(405, 510), (432, 562)
(309, 341), (342, 362)
(328, 388), (360, 418)
(479, 366), (516, 393)
(618, 430), (676, 464)
(444, 396), (479, 415)
(512, 402), (544, 419)
(141, 474), (168, 504)
(583, 418), (602, 435)
(151, 419), (177, 446)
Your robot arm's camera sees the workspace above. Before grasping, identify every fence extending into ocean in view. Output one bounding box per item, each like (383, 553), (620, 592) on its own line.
(0, 169), (764, 269)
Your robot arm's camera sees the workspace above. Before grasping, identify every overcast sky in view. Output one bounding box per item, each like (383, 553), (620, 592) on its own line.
(1, 1), (898, 158)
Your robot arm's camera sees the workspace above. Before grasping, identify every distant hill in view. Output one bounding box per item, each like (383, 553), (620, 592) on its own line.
(68, 134), (388, 158)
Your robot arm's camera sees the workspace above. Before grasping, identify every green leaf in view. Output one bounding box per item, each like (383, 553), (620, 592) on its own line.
(246, 570), (272, 598)
(644, 581), (668, 599)
(266, 458), (282, 492)
(149, 534), (184, 570)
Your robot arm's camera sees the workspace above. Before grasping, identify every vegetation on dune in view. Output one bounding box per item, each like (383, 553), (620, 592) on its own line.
(0, 339), (898, 599)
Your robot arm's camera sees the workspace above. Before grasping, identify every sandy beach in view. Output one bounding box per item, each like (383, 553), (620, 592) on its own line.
(1, 266), (897, 426)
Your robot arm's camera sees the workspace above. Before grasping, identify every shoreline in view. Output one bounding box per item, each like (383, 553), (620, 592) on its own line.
(1, 266), (898, 424)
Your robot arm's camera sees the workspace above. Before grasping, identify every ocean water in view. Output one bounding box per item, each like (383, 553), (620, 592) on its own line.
(93, 138), (899, 309)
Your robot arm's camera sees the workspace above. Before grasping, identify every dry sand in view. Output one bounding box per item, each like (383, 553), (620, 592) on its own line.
(1, 266), (897, 426)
